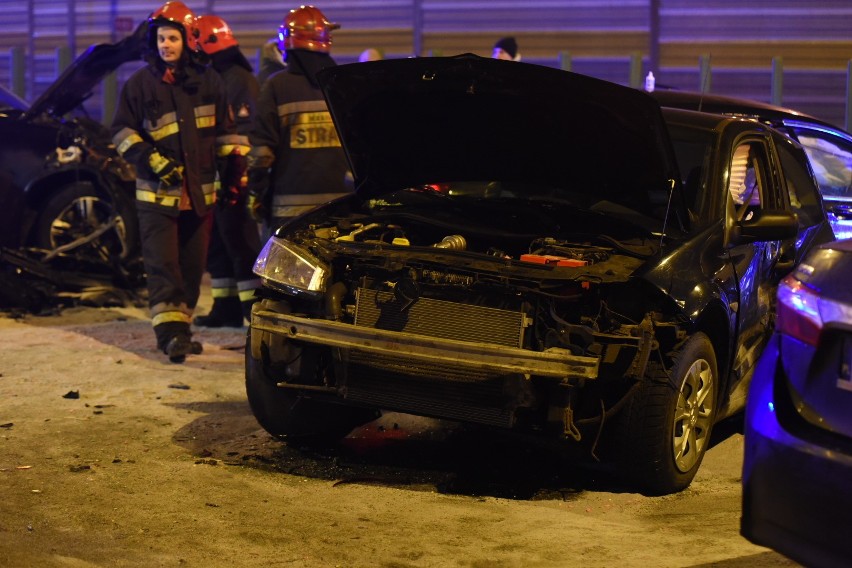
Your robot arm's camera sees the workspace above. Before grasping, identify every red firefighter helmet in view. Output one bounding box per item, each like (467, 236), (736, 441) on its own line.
(149, 1), (200, 52)
(277, 5), (340, 53)
(196, 15), (239, 54)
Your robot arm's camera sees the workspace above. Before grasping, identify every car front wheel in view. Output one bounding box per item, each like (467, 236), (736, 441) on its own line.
(619, 331), (718, 495)
(245, 334), (379, 444)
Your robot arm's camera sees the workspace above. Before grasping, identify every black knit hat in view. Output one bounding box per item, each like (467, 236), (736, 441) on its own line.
(493, 37), (518, 59)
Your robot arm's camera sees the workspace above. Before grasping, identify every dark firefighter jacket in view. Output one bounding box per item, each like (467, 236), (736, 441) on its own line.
(111, 61), (244, 217)
(248, 53), (350, 219)
(211, 47), (259, 141)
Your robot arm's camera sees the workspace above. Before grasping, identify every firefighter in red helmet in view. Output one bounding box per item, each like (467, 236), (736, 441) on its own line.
(246, 5), (351, 236)
(111, 1), (244, 362)
(193, 14), (262, 328)
(277, 4), (340, 53)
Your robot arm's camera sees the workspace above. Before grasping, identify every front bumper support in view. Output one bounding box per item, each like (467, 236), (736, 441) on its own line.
(251, 308), (600, 380)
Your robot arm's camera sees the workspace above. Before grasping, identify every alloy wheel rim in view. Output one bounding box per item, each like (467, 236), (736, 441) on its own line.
(672, 358), (713, 473)
(49, 196), (129, 260)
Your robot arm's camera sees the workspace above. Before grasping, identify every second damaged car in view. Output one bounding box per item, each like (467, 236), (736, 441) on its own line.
(246, 56), (832, 494)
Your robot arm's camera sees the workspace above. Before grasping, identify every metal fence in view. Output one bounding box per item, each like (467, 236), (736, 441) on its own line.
(4, 45), (852, 132)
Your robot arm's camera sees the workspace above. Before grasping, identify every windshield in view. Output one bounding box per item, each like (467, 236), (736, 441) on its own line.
(791, 127), (852, 202)
(666, 125), (715, 221)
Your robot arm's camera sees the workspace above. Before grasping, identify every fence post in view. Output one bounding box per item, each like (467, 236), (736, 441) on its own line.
(102, 72), (118, 126)
(57, 46), (72, 76)
(10, 46), (25, 98)
(846, 60), (852, 132)
(558, 50), (572, 72)
(699, 54), (712, 93)
(629, 52), (642, 89)
(771, 56), (784, 106)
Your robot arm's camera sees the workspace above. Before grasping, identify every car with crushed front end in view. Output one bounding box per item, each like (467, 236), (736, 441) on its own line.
(0, 22), (147, 307)
(741, 239), (852, 567)
(652, 89), (852, 240)
(245, 55), (834, 495)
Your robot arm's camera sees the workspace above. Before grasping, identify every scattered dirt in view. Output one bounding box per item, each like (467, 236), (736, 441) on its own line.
(0, 291), (800, 567)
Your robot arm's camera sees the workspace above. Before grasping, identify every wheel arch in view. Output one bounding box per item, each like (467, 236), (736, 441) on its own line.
(24, 167), (109, 211)
(691, 300), (732, 402)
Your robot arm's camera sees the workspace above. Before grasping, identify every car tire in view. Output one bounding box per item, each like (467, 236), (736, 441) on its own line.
(34, 181), (138, 265)
(245, 335), (379, 444)
(619, 331), (718, 495)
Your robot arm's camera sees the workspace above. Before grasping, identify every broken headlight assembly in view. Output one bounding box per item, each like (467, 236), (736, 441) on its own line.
(253, 237), (329, 297)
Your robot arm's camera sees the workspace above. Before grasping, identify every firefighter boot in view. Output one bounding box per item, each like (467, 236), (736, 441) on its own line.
(164, 334), (203, 364)
(155, 321), (203, 364)
(193, 296), (244, 328)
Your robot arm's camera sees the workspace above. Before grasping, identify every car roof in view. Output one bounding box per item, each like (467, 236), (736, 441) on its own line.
(651, 89), (834, 129)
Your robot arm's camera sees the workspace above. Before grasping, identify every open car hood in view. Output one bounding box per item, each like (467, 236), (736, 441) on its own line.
(317, 55), (680, 203)
(26, 21), (147, 120)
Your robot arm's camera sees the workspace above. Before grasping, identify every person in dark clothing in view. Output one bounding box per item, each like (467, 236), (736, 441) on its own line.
(111, 1), (245, 362)
(192, 14), (262, 328)
(492, 36), (521, 62)
(257, 38), (287, 85)
(246, 5), (351, 236)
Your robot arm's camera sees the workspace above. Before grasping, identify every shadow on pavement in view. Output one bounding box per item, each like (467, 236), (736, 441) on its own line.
(168, 400), (666, 501)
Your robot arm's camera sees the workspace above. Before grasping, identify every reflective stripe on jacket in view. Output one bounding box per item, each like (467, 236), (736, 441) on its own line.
(248, 67), (350, 215)
(111, 62), (239, 216)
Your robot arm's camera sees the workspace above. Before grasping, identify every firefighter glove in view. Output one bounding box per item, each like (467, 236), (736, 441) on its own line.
(216, 153), (248, 208)
(148, 151), (183, 187)
(246, 168), (270, 224)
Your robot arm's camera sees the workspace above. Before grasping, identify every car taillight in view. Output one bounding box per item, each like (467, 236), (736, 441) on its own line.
(776, 275), (822, 346)
(776, 273), (852, 347)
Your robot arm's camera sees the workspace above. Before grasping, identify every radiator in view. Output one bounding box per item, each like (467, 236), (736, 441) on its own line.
(353, 287), (524, 347)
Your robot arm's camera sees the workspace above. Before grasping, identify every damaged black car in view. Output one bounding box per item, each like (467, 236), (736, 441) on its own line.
(245, 55), (833, 495)
(0, 24), (146, 310)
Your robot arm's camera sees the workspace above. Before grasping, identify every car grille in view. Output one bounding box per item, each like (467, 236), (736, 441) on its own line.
(347, 287), (526, 427)
(353, 288), (524, 347)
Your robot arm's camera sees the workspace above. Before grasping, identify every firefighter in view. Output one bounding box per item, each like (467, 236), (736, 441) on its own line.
(111, 1), (245, 362)
(193, 14), (262, 327)
(246, 5), (351, 236)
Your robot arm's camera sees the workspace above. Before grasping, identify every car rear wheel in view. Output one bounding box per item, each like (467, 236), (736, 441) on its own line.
(34, 181), (138, 265)
(619, 332), (718, 495)
(245, 334), (379, 444)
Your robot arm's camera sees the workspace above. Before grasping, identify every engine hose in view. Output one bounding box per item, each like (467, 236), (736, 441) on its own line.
(575, 380), (642, 426)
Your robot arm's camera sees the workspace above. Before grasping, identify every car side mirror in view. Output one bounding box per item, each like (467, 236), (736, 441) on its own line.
(727, 209), (799, 246)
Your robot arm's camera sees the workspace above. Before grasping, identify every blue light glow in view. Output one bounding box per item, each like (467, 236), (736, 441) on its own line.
(768, 401), (775, 413)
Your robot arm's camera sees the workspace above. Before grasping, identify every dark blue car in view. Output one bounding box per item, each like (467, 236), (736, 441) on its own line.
(742, 239), (852, 567)
(245, 55), (835, 495)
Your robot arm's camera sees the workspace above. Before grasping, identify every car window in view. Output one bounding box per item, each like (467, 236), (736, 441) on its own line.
(775, 140), (825, 227)
(729, 142), (765, 220)
(790, 126), (852, 201)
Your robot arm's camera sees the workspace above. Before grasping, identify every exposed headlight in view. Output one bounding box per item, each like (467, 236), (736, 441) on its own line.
(253, 237), (328, 296)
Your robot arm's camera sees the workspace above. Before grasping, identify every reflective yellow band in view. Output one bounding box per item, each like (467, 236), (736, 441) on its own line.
(288, 111), (341, 149)
(149, 121), (179, 141)
(152, 310), (191, 326)
(196, 115), (215, 129)
(143, 111), (177, 132)
(239, 289), (258, 302)
(116, 132), (144, 155)
(211, 286), (238, 298)
(136, 189), (180, 208)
